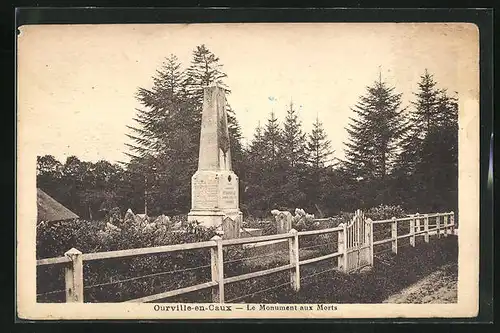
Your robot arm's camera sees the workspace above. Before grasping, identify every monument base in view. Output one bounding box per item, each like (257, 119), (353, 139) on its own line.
(188, 209), (243, 238)
(187, 210), (225, 228)
(188, 210), (242, 227)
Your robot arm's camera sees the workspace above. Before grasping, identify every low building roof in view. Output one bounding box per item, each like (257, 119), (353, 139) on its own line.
(37, 188), (79, 223)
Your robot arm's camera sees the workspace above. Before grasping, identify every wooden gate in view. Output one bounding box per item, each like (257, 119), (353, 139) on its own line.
(344, 210), (372, 273)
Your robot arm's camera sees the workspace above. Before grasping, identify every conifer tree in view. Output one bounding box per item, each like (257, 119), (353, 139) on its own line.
(243, 112), (289, 214)
(126, 54), (186, 159)
(282, 101), (307, 168)
(243, 122), (269, 215)
(307, 116), (334, 171)
(280, 101), (308, 208)
(184, 44), (229, 103)
(411, 69), (441, 135)
(395, 70), (458, 212)
(261, 111), (283, 162)
(343, 77), (407, 181)
(396, 69), (442, 176)
(305, 116), (334, 210)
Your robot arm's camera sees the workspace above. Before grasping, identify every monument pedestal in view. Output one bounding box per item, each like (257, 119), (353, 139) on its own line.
(188, 170), (242, 231)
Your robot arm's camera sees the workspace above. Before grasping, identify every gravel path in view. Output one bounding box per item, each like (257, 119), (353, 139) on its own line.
(383, 263), (458, 303)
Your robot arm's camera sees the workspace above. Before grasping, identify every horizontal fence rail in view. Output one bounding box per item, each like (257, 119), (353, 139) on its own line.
(36, 211), (455, 304)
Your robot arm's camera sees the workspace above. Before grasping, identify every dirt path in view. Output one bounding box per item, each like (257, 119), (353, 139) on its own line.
(383, 263), (458, 303)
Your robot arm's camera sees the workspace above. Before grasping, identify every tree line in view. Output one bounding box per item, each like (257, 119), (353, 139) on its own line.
(36, 44), (458, 220)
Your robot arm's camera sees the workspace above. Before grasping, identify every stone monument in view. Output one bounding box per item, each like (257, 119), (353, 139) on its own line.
(188, 86), (243, 237)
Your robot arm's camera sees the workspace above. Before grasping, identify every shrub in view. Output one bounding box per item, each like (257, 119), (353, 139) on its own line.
(242, 217), (276, 235)
(337, 211), (355, 225)
(365, 204), (407, 221)
(36, 216), (219, 302)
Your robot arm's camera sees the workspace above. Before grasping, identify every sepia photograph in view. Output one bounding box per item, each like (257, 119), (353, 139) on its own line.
(16, 21), (480, 319)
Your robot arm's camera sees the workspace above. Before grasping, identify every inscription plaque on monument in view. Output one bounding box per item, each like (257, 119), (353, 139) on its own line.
(219, 174), (238, 209)
(188, 85), (242, 236)
(192, 175), (218, 209)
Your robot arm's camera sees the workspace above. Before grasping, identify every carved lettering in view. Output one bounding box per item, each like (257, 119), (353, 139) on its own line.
(192, 178), (218, 209)
(220, 184), (237, 207)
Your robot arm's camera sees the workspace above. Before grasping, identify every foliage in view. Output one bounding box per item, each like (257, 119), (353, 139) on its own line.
(242, 217), (277, 236)
(394, 70), (458, 213)
(282, 102), (307, 168)
(365, 204), (407, 221)
(242, 112), (289, 216)
(36, 215), (220, 302)
(37, 156), (127, 220)
(343, 77), (407, 181)
(242, 108), (335, 216)
(304, 117), (335, 212)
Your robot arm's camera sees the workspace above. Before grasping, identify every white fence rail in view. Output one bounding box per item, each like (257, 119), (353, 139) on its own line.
(36, 211), (455, 303)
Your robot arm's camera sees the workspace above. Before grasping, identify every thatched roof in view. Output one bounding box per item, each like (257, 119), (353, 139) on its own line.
(37, 188), (79, 224)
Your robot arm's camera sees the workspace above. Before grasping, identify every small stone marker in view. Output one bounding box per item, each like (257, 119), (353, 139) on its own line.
(153, 214), (170, 226)
(271, 209), (293, 234)
(123, 208), (135, 225)
(188, 86), (242, 237)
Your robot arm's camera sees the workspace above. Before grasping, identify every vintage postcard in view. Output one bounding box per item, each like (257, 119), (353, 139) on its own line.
(17, 22), (480, 319)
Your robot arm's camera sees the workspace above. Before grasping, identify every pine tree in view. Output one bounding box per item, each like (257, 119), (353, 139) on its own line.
(282, 101), (307, 168)
(305, 116), (334, 210)
(280, 101), (308, 208)
(126, 54), (185, 159)
(243, 122), (269, 216)
(343, 77), (407, 181)
(411, 69), (441, 136)
(417, 89), (458, 212)
(395, 70), (458, 212)
(125, 54), (193, 214)
(261, 111), (283, 162)
(307, 116), (334, 171)
(184, 44), (229, 103)
(261, 111), (287, 209)
(396, 69), (442, 177)
(243, 112), (290, 215)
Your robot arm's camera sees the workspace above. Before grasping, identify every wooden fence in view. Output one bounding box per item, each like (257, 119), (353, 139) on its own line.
(36, 211), (455, 303)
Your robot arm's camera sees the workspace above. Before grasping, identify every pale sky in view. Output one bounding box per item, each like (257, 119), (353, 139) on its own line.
(17, 23), (479, 164)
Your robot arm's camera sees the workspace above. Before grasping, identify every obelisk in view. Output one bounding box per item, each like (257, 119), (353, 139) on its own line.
(188, 86), (242, 236)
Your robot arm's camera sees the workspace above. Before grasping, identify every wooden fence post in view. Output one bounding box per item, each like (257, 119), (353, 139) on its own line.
(450, 211), (455, 235)
(443, 214), (449, 237)
(424, 214), (429, 243)
(210, 235), (224, 303)
(64, 248), (83, 303)
(410, 215), (415, 247)
(436, 215), (441, 239)
(288, 229), (300, 291)
(415, 213), (421, 233)
(337, 223), (347, 272)
(391, 217), (398, 254)
(366, 218), (374, 266)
